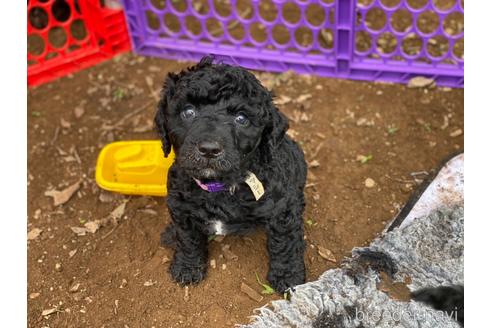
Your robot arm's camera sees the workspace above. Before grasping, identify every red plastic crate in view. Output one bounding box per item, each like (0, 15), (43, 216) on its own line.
(27, 0), (131, 87)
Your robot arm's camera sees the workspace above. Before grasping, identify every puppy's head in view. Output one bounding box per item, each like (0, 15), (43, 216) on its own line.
(154, 56), (288, 181)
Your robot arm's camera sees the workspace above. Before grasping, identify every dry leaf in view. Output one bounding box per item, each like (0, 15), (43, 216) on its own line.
(365, 178), (376, 188)
(308, 160), (320, 168)
(145, 76), (154, 88)
(295, 94), (312, 103)
(317, 246), (337, 263)
(110, 202), (127, 220)
(139, 209), (157, 216)
(56, 147), (68, 156)
(99, 97), (111, 108)
(440, 115), (449, 130)
(293, 111), (302, 123)
(148, 65), (160, 73)
(300, 112), (310, 122)
(213, 235), (225, 243)
(84, 221), (101, 234)
(62, 155), (77, 163)
(222, 244), (238, 261)
(143, 280), (156, 287)
(307, 170), (317, 181)
(407, 76), (435, 89)
(241, 282), (263, 302)
(449, 129), (462, 137)
(98, 190), (117, 203)
(69, 283), (80, 293)
(320, 29), (333, 44)
(286, 129), (299, 139)
(70, 227), (87, 236)
(356, 117), (375, 126)
(27, 228), (42, 240)
(74, 106), (85, 118)
(60, 118), (71, 128)
(377, 272), (412, 302)
(42, 308), (58, 316)
(29, 292), (40, 299)
(69, 249), (78, 258)
(45, 180), (81, 206)
(275, 95), (292, 105)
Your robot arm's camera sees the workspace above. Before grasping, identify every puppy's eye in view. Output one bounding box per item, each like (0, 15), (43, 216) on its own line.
(234, 113), (249, 126)
(181, 105), (196, 120)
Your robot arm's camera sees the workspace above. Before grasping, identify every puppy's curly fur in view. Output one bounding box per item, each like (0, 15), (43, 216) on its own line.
(155, 56), (307, 293)
(411, 285), (464, 326)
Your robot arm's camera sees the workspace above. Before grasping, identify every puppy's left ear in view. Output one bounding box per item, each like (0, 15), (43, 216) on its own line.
(154, 73), (177, 157)
(260, 105), (289, 161)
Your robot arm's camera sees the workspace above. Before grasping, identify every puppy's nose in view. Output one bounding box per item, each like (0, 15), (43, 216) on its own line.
(197, 141), (223, 158)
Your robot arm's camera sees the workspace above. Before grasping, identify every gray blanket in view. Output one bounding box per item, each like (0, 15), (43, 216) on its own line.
(238, 207), (463, 328)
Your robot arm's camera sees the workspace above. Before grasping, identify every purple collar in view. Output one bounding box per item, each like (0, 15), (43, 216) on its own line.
(193, 178), (227, 193)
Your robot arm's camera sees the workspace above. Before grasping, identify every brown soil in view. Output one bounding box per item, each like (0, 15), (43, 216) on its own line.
(27, 53), (463, 327)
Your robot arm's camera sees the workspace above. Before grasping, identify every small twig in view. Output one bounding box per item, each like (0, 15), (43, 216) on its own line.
(88, 79), (104, 89)
(101, 224), (120, 240)
(131, 218), (146, 236)
(71, 146), (82, 165)
(310, 142), (325, 160)
(410, 171), (429, 177)
(50, 126), (60, 146)
(145, 76), (160, 102)
(111, 80), (133, 89)
(113, 101), (154, 128)
(384, 174), (415, 184)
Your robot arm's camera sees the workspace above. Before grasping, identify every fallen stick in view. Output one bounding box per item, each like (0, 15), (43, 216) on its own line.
(113, 101), (154, 128)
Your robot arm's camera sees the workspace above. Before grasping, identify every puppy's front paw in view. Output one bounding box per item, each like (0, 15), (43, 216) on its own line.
(169, 259), (207, 285)
(267, 268), (305, 294)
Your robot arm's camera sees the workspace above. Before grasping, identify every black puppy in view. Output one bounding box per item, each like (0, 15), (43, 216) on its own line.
(412, 285), (464, 326)
(155, 56), (307, 293)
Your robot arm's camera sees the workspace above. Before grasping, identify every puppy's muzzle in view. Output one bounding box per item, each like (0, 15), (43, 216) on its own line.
(197, 141), (224, 159)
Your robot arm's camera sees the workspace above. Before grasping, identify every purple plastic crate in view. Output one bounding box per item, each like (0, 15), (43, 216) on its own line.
(121, 0), (463, 87)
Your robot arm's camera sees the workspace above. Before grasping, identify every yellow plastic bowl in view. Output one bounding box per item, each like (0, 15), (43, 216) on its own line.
(95, 140), (175, 196)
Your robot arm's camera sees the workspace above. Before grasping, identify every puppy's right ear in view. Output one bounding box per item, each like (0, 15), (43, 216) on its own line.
(154, 73), (177, 157)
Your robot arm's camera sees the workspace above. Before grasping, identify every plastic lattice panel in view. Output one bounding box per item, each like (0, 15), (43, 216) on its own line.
(28, 0), (131, 87)
(121, 0), (463, 87)
(352, 0), (463, 85)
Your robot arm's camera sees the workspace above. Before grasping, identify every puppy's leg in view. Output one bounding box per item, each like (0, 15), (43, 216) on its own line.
(266, 215), (306, 293)
(160, 224), (177, 249)
(169, 224), (208, 285)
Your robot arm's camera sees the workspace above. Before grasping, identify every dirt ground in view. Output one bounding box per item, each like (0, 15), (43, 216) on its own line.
(27, 52), (463, 327)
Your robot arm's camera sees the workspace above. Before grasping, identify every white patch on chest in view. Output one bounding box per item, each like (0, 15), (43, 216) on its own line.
(212, 220), (227, 236)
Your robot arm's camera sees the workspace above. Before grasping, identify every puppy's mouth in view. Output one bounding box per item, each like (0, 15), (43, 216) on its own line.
(177, 151), (234, 180)
(196, 168), (218, 179)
